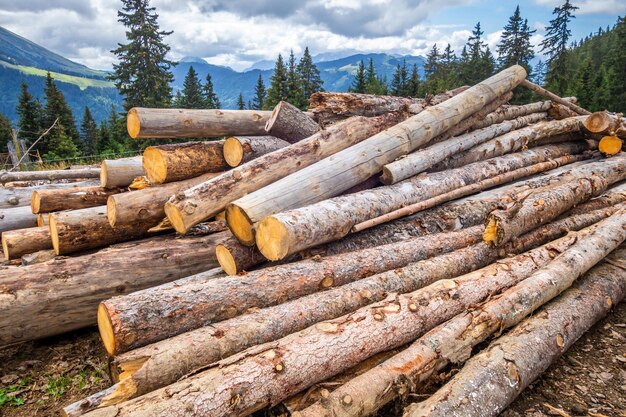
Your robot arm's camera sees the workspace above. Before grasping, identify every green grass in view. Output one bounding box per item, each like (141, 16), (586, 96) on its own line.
(0, 60), (115, 90)
(0, 377), (30, 407)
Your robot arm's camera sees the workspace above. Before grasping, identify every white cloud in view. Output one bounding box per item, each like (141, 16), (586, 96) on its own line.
(533, 0), (626, 15)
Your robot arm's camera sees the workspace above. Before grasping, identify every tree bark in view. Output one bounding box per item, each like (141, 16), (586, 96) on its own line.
(484, 156), (626, 246)
(469, 100), (552, 131)
(226, 67), (527, 248)
(107, 172), (220, 228)
(164, 112), (407, 236)
(253, 142), (589, 260)
(31, 186), (125, 214)
(0, 180), (98, 209)
(2, 226), (51, 260)
(215, 236), (268, 275)
(223, 136), (289, 167)
(36, 214), (48, 227)
(519, 79), (590, 115)
(20, 249), (56, 265)
(0, 231), (229, 347)
(142, 141), (227, 184)
(430, 116), (586, 172)
(381, 112), (548, 184)
(0, 205), (37, 233)
(127, 108), (271, 138)
(404, 248), (626, 417)
(100, 157), (144, 189)
(0, 168), (100, 184)
(264, 101), (321, 143)
(98, 226), (483, 355)
(307, 87), (468, 124)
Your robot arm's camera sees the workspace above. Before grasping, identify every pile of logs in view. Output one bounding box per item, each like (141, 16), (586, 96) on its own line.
(0, 65), (624, 417)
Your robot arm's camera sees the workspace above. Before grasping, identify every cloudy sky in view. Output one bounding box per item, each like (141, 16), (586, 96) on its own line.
(0, 0), (623, 71)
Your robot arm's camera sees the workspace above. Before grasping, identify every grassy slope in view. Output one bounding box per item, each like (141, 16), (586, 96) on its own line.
(0, 60), (115, 90)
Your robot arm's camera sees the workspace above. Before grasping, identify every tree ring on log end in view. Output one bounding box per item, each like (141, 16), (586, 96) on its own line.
(31, 191), (42, 214)
(483, 218), (499, 246)
(99, 161), (109, 187)
(107, 197), (118, 228)
(164, 201), (188, 234)
(216, 244), (237, 275)
(98, 303), (117, 356)
(127, 108), (141, 139)
(256, 216), (290, 261)
(1, 234), (10, 260)
(142, 147), (168, 184)
(225, 204), (255, 246)
(379, 166), (395, 186)
(598, 135), (623, 157)
(49, 214), (61, 255)
(223, 137), (244, 167)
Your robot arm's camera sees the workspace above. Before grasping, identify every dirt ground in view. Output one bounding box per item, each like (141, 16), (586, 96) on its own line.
(1, 303), (624, 417)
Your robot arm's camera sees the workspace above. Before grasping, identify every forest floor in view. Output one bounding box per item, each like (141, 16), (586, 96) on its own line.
(0, 303), (624, 417)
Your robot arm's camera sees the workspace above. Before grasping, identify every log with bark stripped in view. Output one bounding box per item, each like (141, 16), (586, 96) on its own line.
(2, 226), (51, 260)
(127, 108), (271, 138)
(31, 186), (125, 214)
(252, 142), (590, 260)
(223, 136), (289, 167)
(100, 157), (144, 189)
(520, 80), (590, 115)
(0, 168), (100, 184)
(0, 180), (98, 209)
(0, 205), (37, 233)
(264, 101), (320, 142)
(583, 111), (625, 156)
(20, 249), (55, 265)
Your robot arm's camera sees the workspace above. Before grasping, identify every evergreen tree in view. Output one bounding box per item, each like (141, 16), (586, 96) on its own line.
(297, 47), (323, 106)
(80, 107), (98, 156)
(0, 113), (12, 153)
(180, 66), (204, 108)
(172, 90), (183, 107)
(364, 58), (387, 95)
(350, 60), (367, 93)
(43, 124), (80, 162)
(252, 74), (267, 110)
(573, 58), (594, 108)
(424, 44), (441, 93)
(237, 93), (245, 110)
(203, 73), (220, 109)
(532, 60), (547, 85)
(265, 54), (288, 109)
(110, 0), (176, 110)
(460, 22), (495, 85)
(390, 60), (409, 96)
(16, 81), (41, 146)
(497, 6), (536, 72)
(407, 64), (420, 97)
(441, 44), (459, 90)
(42, 72), (80, 154)
(286, 50), (303, 107)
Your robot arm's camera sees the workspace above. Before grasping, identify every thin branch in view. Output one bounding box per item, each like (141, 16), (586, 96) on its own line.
(9, 118), (59, 172)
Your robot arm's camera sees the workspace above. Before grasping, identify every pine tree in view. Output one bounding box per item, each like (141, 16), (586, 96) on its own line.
(286, 50), (303, 107)
(390, 60), (409, 96)
(42, 72), (80, 154)
(350, 60), (367, 93)
(80, 107), (98, 156)
(203, 73), (220, 109)
(110, 0), (176, 110)
(297, 47), (323, 107)
(16, 81), (41, 146)
(364, 58), (387, 95)
(43, 124), (80, 162)
(237, 93), (245, 110)
(532, 60), (547, 85)
(252, 74), (266, 110)
(459, 22), (494, 85)
(497, 6), (536, 72)
(172, 90), (183, 107)
(265, 54), (288, 109)
(180, 66), (204, 108)
(0, 113), (12, 153)
(441, 44), (459, 90)
(424, 44), (441, 93)
(407, 64), (420, 97)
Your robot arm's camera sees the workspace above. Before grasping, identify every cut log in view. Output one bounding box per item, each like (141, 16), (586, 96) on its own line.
(0, 168), (100, 184)
(253, 142), (590, 260)
(307, 87), (468, 123)
(98, 226), (483, 355)
(2, 226), (51, 260)
(215, 236), (268, 275)
(107, 172), (220, 228)
(381, 112), (548, 184)
(142, 141), (226, 184)
(127, 108), (271, 139)
(430, 116), (586, 172)
(0, 205), (37, 233)
(223, 136), (289, 167)
(0, 180), (98, 209)
(49, 206), (155, 255)
(404, 249), (626, 417)
(225, 67), (526, 247)
(0, 230), (228, 347)
(520, 79), (590, 115)
(306, 220), (626, 417)
(598, 135), (623, 156)
(583, 111), (626, 138)
(265, 101), (321, 142)
(20, 249), (55, 265)
(36, 214), (48, 227)
(164, 112), (407, 235)
(31, 186), (125, 214)
(100, 157), (144, 189)
(484, 156), (626, 246)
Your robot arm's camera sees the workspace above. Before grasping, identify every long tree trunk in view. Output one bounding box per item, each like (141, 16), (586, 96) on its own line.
(2, 226), (51, 260)
(68, 207), (615, 415)
(381, 112), (548, 184)
(0, 168), (100, 184)
(468, 100), (552, 131)
(100, 157), (144, 188)
(127, 108), (272, 138)
(253, 142), (590, 260)
(404, 249), (626, 417)
(307, 87), (468, 124)
(107, 172), (220, 228)
(519, 80), (590, 115)
(142, 141), (227, 184)
(298, 210), (626, 417)
(98, 227), (484, 355)
(0, 180), (98, 209)
(223, 136), (289, 167)
(0, 205), (37, 233)
(164, 112), (407, 235)
(0, 230), (229, 347)
(31, 186), (125, 214)
(264, 101), (320, 142)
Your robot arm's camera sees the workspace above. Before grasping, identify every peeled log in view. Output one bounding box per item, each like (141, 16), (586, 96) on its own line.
(0, 231), (229, 347)
(127, 107), (271, 139)
(520, 79), (590, 115)
(381, 112), (547, 184)
(265, 101), (320, 143)
(98, 226), (483, 355)
(583, 111), (626, 138)
(223, 136), (289, 167)
(142, 141), (226, 184)
(164, 112), (407, 235)
(100, 157), (144, 189)
(0, 205), (37, 233)
(31, 186), (125, 214)
(0, 168), (100, 184)
(253, 142), (589, 260)
(405, 246), (626, 417)
(2, 226), (51, 260)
